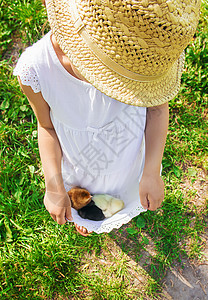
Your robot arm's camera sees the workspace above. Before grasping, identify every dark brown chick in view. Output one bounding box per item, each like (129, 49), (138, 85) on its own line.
(67, 187), (92, 210)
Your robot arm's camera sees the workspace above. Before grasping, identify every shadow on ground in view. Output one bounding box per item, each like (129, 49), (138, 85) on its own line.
(109, 223), (208, 300)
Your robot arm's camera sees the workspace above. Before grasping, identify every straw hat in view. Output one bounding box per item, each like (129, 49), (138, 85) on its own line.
(45, 0), (201, 107)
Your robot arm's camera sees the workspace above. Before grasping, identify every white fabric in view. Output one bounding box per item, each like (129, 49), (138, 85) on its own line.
(13, 31), (147, 233)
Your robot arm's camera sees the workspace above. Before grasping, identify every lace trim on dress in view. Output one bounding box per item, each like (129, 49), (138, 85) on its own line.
(67, 206), (146, 234)
(13, 62), (41, 93)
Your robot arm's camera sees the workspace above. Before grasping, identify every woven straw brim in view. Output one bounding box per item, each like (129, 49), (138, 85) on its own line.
(47, 0), (185, 107)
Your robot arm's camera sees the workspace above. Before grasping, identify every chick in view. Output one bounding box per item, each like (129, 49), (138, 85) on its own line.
(68, 187), (92, 210)
(78, 200), (105, 221)
(92, 194), (124, 218)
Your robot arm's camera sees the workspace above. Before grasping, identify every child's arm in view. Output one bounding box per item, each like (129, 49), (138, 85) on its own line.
(139, 102), (169, 211)
(18, 79), (72, 224)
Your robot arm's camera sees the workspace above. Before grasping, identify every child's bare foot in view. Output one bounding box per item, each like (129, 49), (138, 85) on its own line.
(74, 223), (93, 237)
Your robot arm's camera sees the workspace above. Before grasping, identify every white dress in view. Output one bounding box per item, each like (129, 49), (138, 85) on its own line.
(13, 31), (147, 233)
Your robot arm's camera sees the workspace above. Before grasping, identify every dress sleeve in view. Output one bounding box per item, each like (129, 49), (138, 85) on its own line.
(13, 51), (41, 93)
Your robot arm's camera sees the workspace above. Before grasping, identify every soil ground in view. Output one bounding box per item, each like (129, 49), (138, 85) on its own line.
(161, 228), (208, 300)
(108, 223), (208, 300)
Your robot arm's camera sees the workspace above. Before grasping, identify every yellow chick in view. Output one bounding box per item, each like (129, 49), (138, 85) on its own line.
(92, 194), (124, 218)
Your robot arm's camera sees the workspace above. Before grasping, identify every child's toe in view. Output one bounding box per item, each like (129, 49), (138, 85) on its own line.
(74, 223), (93, 236)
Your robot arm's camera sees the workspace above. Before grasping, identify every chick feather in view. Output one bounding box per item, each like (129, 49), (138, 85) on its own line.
(92, 194), (124, 218)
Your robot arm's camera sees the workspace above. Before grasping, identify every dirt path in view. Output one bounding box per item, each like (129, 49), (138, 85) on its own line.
(107, 224), (208, 300)
(162, 245), (208, 299)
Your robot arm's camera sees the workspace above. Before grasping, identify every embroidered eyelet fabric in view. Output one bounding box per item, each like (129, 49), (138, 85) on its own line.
(13, 32), (148, 234)
(13, 52), (41, 93)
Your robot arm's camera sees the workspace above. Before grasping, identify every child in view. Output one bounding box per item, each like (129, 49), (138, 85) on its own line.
(13, 0), (200, 236)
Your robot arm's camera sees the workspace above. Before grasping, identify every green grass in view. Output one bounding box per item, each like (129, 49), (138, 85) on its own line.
(0, 0), (48, 58)
(0, 0), (207, 299)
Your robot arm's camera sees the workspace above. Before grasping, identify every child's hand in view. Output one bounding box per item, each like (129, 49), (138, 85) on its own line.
(139, 174), (164, 211)
(44, 190), (73, 224)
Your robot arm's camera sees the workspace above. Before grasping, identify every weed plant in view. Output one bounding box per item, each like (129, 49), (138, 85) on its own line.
(0, 0), (207, 299)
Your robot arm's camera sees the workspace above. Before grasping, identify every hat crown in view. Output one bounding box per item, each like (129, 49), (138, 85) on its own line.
(75, 0), (200, 76)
